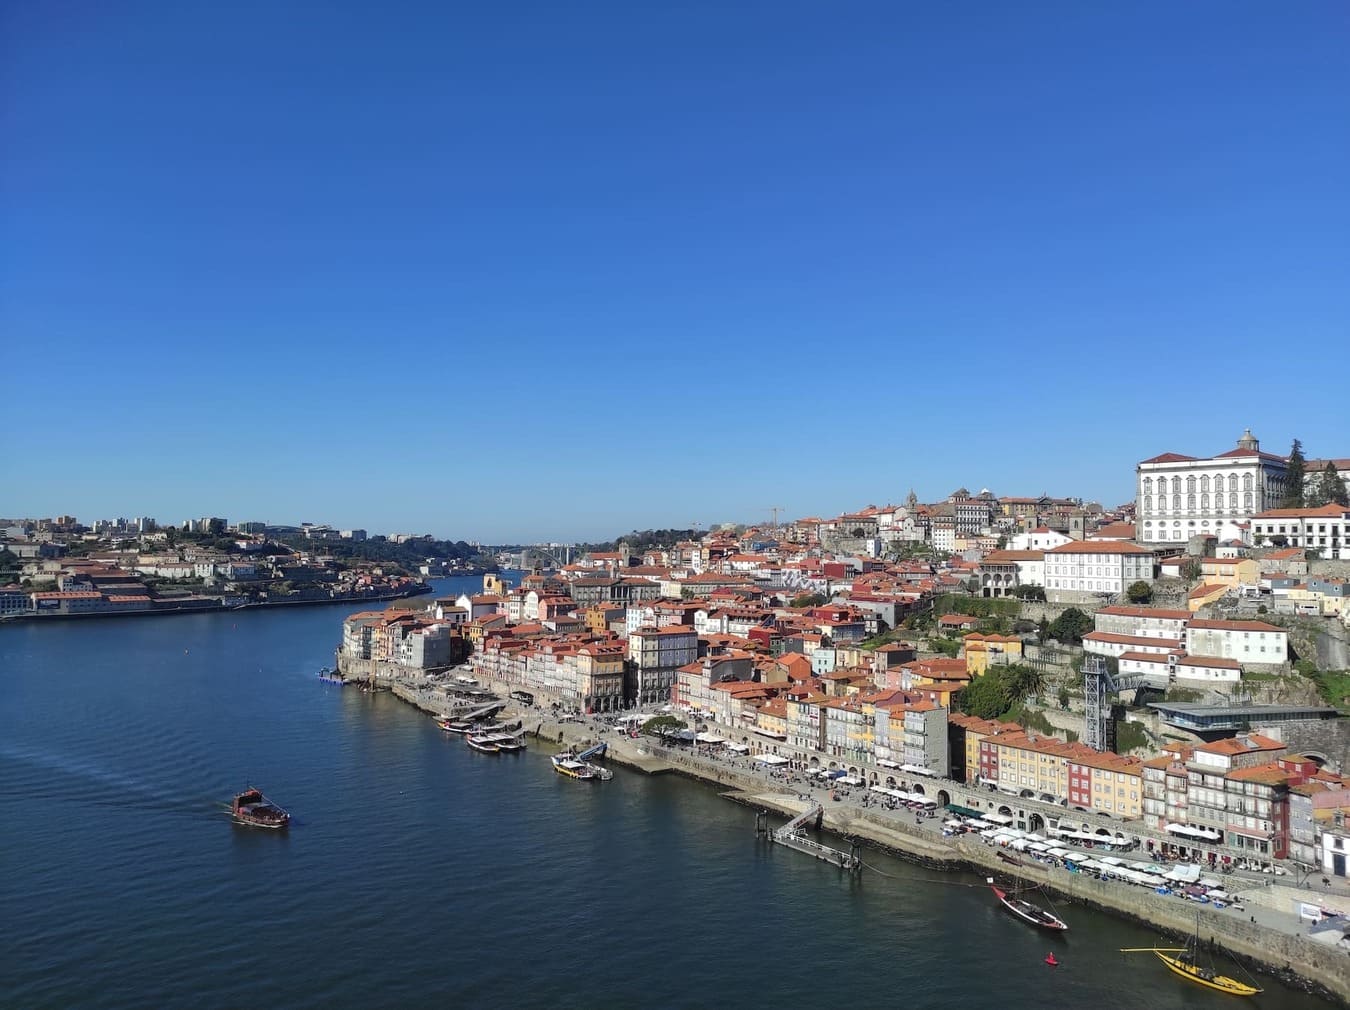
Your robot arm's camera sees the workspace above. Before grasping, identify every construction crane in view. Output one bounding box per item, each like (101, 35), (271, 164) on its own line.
(766, 506), (784, 530)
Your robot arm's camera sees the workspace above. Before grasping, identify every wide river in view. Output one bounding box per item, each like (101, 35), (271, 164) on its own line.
(0, 576), (1332, 1009)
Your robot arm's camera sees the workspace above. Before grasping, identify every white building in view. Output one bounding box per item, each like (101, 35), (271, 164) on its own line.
(1249, 504), (1350, 560)
(1009, 527), (1072, 552)
(1185, 619), (1288, 665)
(1136, 429), (1290, 547)
(1043, 541), (1155, 602)
(1093, 605), (1190, 640)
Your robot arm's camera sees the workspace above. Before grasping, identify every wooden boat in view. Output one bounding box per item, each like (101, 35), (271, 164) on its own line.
(990, 883), (1068, 931)
(437, 719), (473, 734)
(231, 788), (289, 830)
(494, 734), (526, 753)
(1121, 915), (1262, 996)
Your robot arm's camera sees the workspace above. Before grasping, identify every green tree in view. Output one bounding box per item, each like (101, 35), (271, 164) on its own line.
(791, 592), (826, 609)
(1281, 439), (1306, 508)
(1180, 558), (1203, 581)
(1307, 461), (1349, 508)
(1057, 685), (1070, 710)
(1037, 615), (1050, 640)
(1126, 580), (1153, 604)
(957, 670), (1009, 720)
(641, 715), (688, 736)
(1048, 607), (1093, 645)
(1003, 663), (1045, 704)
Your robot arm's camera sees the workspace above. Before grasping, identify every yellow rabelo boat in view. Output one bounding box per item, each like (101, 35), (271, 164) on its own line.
(1121, 915), (1262, 996)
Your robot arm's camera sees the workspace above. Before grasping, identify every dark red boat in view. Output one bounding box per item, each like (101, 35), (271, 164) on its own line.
(231, 788), (290, 829)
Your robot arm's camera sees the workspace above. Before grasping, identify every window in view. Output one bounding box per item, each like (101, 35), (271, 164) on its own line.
(1201, 493), (1209, 508)
(1174, 495), (1181, 509)
(1201, 474), (1210, 492)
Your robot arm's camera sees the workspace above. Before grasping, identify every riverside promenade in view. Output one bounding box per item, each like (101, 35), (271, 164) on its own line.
(366, 669), (1350, 1003)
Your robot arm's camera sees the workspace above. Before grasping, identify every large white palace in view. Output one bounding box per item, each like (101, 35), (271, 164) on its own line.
(1135, 429), (1290, 547)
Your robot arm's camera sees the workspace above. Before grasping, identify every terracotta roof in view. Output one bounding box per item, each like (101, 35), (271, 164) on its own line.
(1195, 734), (1284, 756)
(1187, 619), (1284, 633)
(1176, 655), (1241, 669)
(1252, 504), (1348, 519)
(980, 550), (1045, 563)
(1047, 541), (1153, 555)
(1139, 452), (1199, 464)
(1097, 606), (1191, 620)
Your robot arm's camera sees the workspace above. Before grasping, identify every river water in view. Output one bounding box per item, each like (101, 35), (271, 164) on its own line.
(0, 577), (1331, 1008)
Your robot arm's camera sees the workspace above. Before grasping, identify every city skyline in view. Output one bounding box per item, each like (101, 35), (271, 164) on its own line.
(4, 4), (1348, 542)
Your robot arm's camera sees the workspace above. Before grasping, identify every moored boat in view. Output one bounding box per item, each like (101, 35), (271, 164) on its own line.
(437, 719), (474, 734)
(231, 788), (289, 830)
(552, 752), (596, 779)
(990, 883), (1068, 931)
(1121, 913), (1262, 996)
(494, 734), (526, 753)
(466, 733), (501, 754)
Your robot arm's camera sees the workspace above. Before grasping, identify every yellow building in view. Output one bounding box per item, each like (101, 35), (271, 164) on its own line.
(1187, 582), (1230, 612)
(962, 633), (1023, 676)
(948, 713), (1021, 784)
(1199, 556), (1259, 588)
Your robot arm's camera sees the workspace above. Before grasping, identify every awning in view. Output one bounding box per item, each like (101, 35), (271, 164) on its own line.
(1165, 823), (1222, 841)
(945, 804), (984, 819)
(724, 742), (749, 754)
(754, 729), (788, 740)
(695, 732), (726, 744)
(984, 812), (1014, 825)
(900, 763), (936, 777)
(754, 754), (789, 765)
(876, 758), (903, 769)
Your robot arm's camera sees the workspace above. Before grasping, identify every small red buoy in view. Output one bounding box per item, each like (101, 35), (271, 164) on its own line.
(1045, 953), (1059, 966)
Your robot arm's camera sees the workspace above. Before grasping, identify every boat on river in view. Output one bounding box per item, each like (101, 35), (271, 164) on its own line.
(466, 733), (501, 754)
(1121, 914), (1262, 996)
(552, 752), (597, 780)
(990, 882), (1068, 931)
(231, 788), (290, 830)
(437, 719), (474, 734)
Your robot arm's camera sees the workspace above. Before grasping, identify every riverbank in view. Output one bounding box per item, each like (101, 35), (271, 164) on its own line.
(375, 672), (1350, 1004)
(0, 583), (430, 624)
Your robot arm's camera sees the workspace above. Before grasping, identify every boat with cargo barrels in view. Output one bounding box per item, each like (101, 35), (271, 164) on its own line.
(231, 788), (289, 830)
(989, 881), (1068, 931)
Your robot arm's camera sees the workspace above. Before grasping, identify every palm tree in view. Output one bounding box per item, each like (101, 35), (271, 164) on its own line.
(1004, 663), (1046, 704)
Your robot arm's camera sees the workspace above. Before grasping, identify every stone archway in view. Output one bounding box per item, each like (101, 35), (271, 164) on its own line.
(885, 776), (897, 787)
(998, 804), (1013, 818)
(912, 783), (925, 795)
(1028, 812), (1045, 834)
(937, 789), (951, 809)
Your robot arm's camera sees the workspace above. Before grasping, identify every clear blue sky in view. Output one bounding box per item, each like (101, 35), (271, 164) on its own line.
(3, 2), (1347, 543)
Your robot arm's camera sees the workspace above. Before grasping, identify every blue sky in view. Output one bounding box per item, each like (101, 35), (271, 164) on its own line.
(3, 2), (1347, 543)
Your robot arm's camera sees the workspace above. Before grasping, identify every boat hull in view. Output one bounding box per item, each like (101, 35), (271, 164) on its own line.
(992, 886), (1068, 931)
(1155, 952), (1261, 996)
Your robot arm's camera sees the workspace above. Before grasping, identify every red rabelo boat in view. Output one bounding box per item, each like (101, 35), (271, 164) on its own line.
(231, 788), (290, 829)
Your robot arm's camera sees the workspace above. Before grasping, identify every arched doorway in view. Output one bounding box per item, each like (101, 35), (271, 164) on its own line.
(937, 789), (951, 809)
(912, 783), (925, 795)
(1028, 812), (1045, 834)
(998, 805), (1013, 818)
